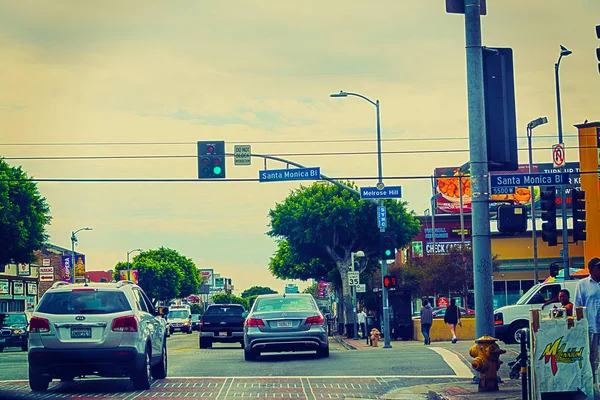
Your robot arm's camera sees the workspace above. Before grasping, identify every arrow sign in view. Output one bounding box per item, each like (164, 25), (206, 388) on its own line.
(541, 388), (586, 400)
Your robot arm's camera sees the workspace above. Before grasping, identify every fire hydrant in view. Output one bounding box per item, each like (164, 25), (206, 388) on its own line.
(370, 328), (381, 347)
(469, 335), (506, 392)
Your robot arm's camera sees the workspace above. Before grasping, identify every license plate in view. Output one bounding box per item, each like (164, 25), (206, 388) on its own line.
(219, 332), (228, 337)
(71, 327), (92, 339)
(277, 320), (292, 328)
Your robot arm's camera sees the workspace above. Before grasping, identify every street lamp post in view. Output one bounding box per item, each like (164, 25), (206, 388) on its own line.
(71, 227), (93, 284)
(331, 90), (392, 348)
(350, 251), (365, 340)
(527, 116), (549, 283)
(126, 249), (143, 281)
(554, 45), (572, 280)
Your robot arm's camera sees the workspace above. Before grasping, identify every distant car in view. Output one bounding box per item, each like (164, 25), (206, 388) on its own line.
(167, 306), (192, 334)
(432, 306), (474, 319)
(243, 294), (329, 361)
(0, 312), (29, 352)
(191, 314), (201, 331)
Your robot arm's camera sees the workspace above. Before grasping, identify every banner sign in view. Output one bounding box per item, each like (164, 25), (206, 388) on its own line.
(119, 269), (138, 283)
(0, 280), (9, 295)
(13, 281), (24, 295)
(317, 280), (329, 297)
(27, 282), (38, 295)
(18, 263), (30, 276)
(74, 255), (86, 282)
(61, 256), (72, 282)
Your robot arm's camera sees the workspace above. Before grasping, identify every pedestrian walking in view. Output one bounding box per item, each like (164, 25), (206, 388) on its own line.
(420, 299), (433, 345)
(575, 257), (600, 384)
(365, 310), (375, 345)
(357, 309), (367, 339)
(444, 299), (461, 344)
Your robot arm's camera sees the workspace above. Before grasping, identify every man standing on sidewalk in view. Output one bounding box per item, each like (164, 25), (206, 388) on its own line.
(357, 309), (367, 339)
(575, 257), (600, 384)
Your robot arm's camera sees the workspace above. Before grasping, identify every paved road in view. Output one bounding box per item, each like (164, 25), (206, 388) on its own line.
(0, 332), (478, 399)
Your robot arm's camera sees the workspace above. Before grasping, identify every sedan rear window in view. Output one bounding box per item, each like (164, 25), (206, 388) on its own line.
(205, 305), (245, 315)
(254, 297), (316, 312)
(36, 291), (131, 314)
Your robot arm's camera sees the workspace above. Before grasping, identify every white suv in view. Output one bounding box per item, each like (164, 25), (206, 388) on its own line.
(28, 281), (169, 392)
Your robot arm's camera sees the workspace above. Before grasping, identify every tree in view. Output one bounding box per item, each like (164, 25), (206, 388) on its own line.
(302, 283), (318, 297)
(241, 286), (277, 298)
(267, 181), (420, 326)
(0, 159), (52, 264)
(212, 293), (249, 310)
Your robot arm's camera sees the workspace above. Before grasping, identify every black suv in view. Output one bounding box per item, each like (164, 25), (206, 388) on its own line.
(0, 312), (29, 352)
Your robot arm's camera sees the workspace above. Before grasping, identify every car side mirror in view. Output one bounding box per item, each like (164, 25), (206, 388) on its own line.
(242, 311), (249, 318)
(158, 306), (169, 316)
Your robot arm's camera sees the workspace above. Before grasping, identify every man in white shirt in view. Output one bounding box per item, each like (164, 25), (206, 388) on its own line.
(575, 257), (600, 383)
(357, 309), (367, 339)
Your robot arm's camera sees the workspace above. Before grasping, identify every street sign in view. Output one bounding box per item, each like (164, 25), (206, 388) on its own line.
(377, 206), (387, 228)
(490, 173), (569, 188)
(348, 271), (360, 286)
(360, 186), (402, 200)
(491, 186), (515, 195)
(355, 284), (366, 293)
(234, 145), (251, 166)
(259, 167), (320, 183)
(42, 259), (51, 266)
(552, 143), (565, 168)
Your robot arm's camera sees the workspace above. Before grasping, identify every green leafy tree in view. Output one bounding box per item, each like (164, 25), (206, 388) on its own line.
(189, 303), (204, 314)
(241, 286), (277, 298)
(0, 159), (52, 264)
(212, 293), (249, 310)
(267, 181), (420, 325)
(302, 283), (318, 297)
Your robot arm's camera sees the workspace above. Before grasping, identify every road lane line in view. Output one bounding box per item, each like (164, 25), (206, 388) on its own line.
(429, 347), (473, 378)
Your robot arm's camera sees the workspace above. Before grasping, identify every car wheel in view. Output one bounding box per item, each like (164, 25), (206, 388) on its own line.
(510, 322), (528, 344)
(244, 348), (258, 361)
(29, 368), (50, 392)
(200, 338), (212, 349)
(151, 340), (168, 379)
(317, 346), (330, 358)
(132, 346), (152, 390)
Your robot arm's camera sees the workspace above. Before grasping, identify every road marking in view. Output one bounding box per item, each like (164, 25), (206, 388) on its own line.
(429, 347), (473, 378)
(302, 377), (316, 400)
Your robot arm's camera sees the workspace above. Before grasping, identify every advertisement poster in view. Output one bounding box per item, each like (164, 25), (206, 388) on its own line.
(411, 241), (423, 257)
(27, 282), (37, 295)
(119, 269), (138, 283)
(13, 281), (24, 295)
(200, 269), (215, 286)
(61, 256), (72, 282)
(317, 280), (328, 297)
(0, 280), (9, 295)
(18, 263), (30, 276)
(74, 255), (86, 282)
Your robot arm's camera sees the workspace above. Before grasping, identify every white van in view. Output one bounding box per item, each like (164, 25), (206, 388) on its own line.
(494, 280), (579, 344)
(167, 305), (192, 335)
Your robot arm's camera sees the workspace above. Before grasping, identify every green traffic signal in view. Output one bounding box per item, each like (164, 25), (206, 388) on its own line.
(213, 166), (222, 175)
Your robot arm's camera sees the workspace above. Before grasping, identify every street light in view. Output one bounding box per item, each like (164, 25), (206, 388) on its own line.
(554, 45), (572, 280)
(527, 116), (549, 284)
(331, 90), (391, 348)
(71, 227), (92, 284)
(350, 250), (365, 340)
(126, 248), (143, 281)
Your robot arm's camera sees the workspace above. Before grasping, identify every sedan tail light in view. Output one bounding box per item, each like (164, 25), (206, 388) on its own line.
(245, 318), (265, 327)
(112, 316), (138, 332)
(306, 315), (324, 325)
(29, 317), (50, 333)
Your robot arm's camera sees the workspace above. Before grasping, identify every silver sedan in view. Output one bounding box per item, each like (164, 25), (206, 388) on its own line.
(243, 294), (329, 361)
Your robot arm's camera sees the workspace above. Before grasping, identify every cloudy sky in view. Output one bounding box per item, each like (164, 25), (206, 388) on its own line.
(1, 1), (599, 294)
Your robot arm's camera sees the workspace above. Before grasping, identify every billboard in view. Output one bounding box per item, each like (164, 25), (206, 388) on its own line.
(200, 269), (215, 286)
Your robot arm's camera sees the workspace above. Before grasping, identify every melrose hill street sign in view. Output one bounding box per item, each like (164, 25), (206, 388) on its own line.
(360, 186), (402, 200)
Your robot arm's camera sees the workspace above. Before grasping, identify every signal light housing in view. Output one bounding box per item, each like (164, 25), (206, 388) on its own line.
(383, 275), (397, 289)
(540, 186), (558, 246)
(380, 231), (396, 261)
(197, 141), (226, 179)
(571, 189), (587, 243)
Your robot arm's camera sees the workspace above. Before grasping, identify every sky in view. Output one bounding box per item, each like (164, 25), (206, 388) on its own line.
(1, 1), (599, 294)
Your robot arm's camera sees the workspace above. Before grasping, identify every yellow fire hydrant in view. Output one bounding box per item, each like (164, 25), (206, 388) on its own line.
(469, 335), (506, 392)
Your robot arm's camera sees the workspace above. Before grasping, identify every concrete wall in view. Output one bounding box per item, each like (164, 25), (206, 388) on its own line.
(413, 318), (476, 342)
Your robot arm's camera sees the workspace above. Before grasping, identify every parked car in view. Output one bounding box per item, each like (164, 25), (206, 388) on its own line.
(199, 304), (247, 348)
(191, 314), (201, 331)
(28, 281), (169, 392)
(243, 294), (329, 361)
(432, 306), (475, 319)
(0, 312), (29, 352)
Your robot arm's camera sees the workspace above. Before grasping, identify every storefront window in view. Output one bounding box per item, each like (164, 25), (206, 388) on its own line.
(493, 281), (507, 308)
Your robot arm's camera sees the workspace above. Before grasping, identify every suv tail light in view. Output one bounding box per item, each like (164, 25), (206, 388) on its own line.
(199, 319), (204, 329)
(494, 313), (504, 326)
(112, 316), (138, 332)
(245, 318), (265, 327)
(306, 315), (324, 325)
(29, 317), (50, 333)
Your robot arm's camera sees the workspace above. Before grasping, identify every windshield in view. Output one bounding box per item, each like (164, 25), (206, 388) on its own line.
(516, 284), (541, 305)
(36, 291), (131, 314)
(0, 313), (27, 325)
(168, 310), (190, 319)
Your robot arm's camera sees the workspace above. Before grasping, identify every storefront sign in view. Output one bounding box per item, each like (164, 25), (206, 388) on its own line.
(27, 282), (37, 295)
(42, 259), (51, 267)
(426, 241), (472, 255)
(61, 256), (72, 282)
(13, 281), (24, 295)
(412, 241), (424, 257)
(18, 263), (30, 276)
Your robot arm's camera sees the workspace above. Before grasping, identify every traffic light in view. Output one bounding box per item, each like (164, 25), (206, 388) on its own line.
(197, 141), (226, 179)
(571, 189), (587, 243)
(540, 186), (558, 246)
(550, 262), (560, 278)
(380, 231), (396, 260)
(383, 275), (397, 289)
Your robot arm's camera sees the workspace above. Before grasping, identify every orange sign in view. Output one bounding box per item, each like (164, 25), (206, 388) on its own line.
(437, 297), (449, 307)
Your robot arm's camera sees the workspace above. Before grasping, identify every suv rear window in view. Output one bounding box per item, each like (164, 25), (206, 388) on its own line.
(36, 291), (132, 314)
(205, 305), (245, 315)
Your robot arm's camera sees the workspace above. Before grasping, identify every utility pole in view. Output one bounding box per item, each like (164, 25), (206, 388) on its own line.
(464, 0), (495, 337)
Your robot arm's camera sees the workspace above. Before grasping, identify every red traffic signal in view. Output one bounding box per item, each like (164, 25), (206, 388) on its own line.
(383, 275), (397, 289)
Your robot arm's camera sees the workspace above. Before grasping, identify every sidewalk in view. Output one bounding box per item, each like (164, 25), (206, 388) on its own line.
(334, 335), (524, 400)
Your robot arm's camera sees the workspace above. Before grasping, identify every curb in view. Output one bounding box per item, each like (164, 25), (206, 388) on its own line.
(333, 335), (357, 350)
